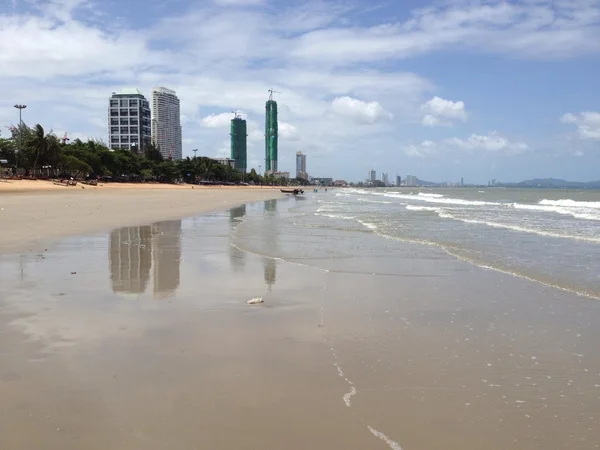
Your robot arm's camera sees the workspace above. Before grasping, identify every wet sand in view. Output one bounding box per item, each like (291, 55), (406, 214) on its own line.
(1, 197), (600, 449)
(0, 183), (283, 253)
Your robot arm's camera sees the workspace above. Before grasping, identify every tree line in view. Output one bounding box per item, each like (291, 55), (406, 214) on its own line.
(0, 123), (301, 185)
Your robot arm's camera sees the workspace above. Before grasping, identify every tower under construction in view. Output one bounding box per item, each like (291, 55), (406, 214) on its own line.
(230, 112), (247, 173)
(265, 90), (278, 173)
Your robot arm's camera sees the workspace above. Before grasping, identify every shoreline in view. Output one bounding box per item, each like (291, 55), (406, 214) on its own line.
(0, 183), (284, 254)
(0, 179), (288, 194)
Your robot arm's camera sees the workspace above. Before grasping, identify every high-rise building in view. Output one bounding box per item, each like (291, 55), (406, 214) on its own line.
(296, 151), (307, 179)
(460, 177), (464, 186)
(368, 168), (376, 182)
(151, 87), (182, 160)
(265, 92), (278, 173)
(406, 174), (417, 186)
(230, 115), (247, 173)
(108, 88), (151, 152)
(396, 175), (402, 186)
(381, 173), (388, 186)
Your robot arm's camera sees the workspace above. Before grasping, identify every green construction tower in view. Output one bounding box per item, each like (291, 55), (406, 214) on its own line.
(265, 90), (278, 173)
(230, 114), (247, 173)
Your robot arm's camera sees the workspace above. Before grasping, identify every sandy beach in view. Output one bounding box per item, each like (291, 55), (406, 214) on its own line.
(0, 180), (283, 253)
(2, 187), (600, 449)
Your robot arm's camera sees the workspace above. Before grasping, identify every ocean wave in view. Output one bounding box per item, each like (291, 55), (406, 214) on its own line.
(379, 192), (495, 206)
(438, 211), (600, 243)
(314, 213), (357, 221)
(539, 199), (600, 209)
(513, 203), (600, 221)
(418, 192), (444, 198)
(405, 205), (441, 212)
(358, 198), (393, 204)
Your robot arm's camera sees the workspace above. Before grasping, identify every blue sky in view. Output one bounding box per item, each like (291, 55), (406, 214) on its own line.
(1, 0), (599, 183)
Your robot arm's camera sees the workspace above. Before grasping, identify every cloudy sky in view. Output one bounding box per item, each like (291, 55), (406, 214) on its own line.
(1, 0), (599, 183)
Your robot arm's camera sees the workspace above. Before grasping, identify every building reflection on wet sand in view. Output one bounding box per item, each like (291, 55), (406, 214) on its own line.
(109, 220), (182, 297)
(229, 205), (246, 273)
(263, 199), (278, 290)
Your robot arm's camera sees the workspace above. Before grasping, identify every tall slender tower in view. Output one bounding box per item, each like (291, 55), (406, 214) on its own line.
(230, 113), (247, 173)
(151, 87), (182, 160)
(265, 90), (278, 173)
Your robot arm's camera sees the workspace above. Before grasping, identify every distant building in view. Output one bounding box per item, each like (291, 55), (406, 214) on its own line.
(272, 171), (290, 179)
(334, 180), (348, 187)
(381, 173), (389, 186)
(406, 174), (417, 186)
(230, 115), (247, 173)
(265, 92), (278, 173)
(151, 87), (182, 160)
(460, 177), (464, 187)
(313, 177), (333, 186)
(396, 175), (401, 186)
(108, 88), (151, 152)
(492, 179), (496, 186)
(213, 158), (235, 168)
(368, 168), (376, 182)
(296, 151), (307, 179)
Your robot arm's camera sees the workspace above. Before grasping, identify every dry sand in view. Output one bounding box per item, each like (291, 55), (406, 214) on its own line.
(0, 180), (283, 253)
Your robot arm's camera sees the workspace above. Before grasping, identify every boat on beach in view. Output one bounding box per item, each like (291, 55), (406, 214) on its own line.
(280, 188), (304, 195)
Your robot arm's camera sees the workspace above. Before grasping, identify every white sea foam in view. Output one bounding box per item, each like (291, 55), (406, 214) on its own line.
(357, 219), (378, 230)
(418, 192), (444, 198)
(367, 426), (403, 450)
(513, 203), (600, 221)
(539, 199), (600, 209)
(358, 198), (393, 204)
(406, 205), (441, 212)
(315, 213), (357, 221)
(379, 192), (495, 206)
(438, 211), (600, 243)
(343, 386), (357, 407)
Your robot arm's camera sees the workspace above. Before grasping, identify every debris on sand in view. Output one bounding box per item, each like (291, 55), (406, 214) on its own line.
(246, 297), (264, 305)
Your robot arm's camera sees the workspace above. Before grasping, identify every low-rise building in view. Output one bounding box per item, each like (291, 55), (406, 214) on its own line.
(312, 177), (333, 186)
(213, 158), (235, 168)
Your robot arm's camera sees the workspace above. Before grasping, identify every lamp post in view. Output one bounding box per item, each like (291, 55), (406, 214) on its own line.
(258, 165), (262, 187)
(13, 104), (26, 174)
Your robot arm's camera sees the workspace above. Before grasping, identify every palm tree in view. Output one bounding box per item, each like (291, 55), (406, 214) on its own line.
(31, 124), (48, 176)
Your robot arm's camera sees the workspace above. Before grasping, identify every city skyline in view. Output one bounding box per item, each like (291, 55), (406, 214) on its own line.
(1, 0), (600, 182)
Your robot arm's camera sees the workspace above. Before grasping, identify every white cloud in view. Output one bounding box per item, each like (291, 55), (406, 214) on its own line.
(290, 1), (600, 64)
(200, 112), (234, 128)
(0, 0), (594, 180)
(279, 122), (299, 141)
(331, 96), (393, 124)
(404, 140), (438, 158)
(248, 129), (263, 142)
(445, 132), (529, 154)
(561, 112), (600, 139)
(404, 132), (528, 158)
(421, 96), (467, 127)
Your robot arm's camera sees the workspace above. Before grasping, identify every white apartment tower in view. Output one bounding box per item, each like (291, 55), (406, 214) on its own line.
(108, 89), (151, 152)
(296, 151), (307, 179)
(368, 168), (376, 182)
(151, 87), (182, 160)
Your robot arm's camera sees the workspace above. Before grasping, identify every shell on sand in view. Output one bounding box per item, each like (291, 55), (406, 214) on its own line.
(246, 297), (264, 305)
